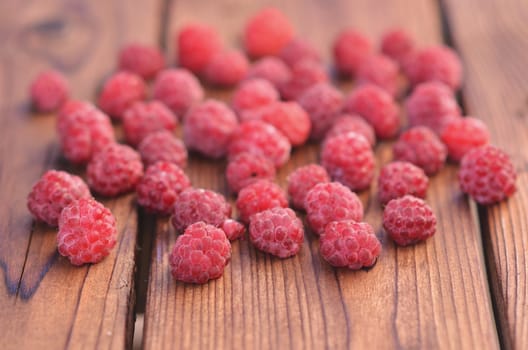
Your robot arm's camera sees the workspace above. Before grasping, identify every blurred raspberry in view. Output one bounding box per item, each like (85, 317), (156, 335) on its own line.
(333, 29), (373, 77)
(380, 28), (415, 66)
(378, 161), (429, 205)
(325, 114), (376, 147)
(356, 54), (399, 97)
(441, 117), (490, 162)
(176, 23), (223, 75)
(205, 50), (249, 87)
(236, 180), (288, 223)
(287, 164), (330, 209)
(226, 152), (276, 193)
(98, 71), (146, 120)
(244, 7), (294, 58)
(123, 101), (177, 146)
(138, 130), (187, 168)
(30, 69), (69, 112)
(118, 43), (165, 80)
(279, 38), (321, 67)
(246, 57), (292, 88)
(279, 60), (329, 101)
(231, 78), (279, 115)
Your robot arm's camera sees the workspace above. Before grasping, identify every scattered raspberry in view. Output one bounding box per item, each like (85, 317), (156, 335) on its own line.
(383, 195), (436, 246)
(279, 60), (329, 101)
(325, 114), (376, 147)
(244, 7), (294, 58)
(231, 78), (279, 115)
(279, 38), (321, 67)
(441, 117), (490, 162)
(138, 130), (188, 168)
(459, 145), (517, 204)
(378, 161), (429, 205)
(176, 23), (223, 75)
(236, 180), (288, 223)
(30, 69), (69, 112)
(246, 57), (292, 88)
(221, 219), (246, 241)
(123, 101), (177, 146)
(169, 222), (231, 284)
(356, 54), (399, 97)
(249, 207), (304, 258)
(118, 43), (165, 80)
(287, 164), (330, 209)
(204, 50), (250, 87)
(380, 28), (415, 66)
(57, 198), (117, 266)
(57, 100), (88, 130)
(333, 29), (373, 77)
(98, 71), (146, 120)
(226, 152), (276, 193)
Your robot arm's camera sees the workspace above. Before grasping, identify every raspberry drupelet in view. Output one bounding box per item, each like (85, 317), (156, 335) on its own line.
(138, 130), (188, 168)
(176, 23), (223, 75)
(30, 69), (70, 112)
(204, 50), (250, 87)
(333, 29), (373, 77)
(118, 43), (165, 80)
(231, 78), (279, 115)
(441, 117), (490, 162)
(378, 161), (429, 205)
(123, 101), (178, 146)
(356, 54), (400, 97)
(221, 219), (246, 241)
(325, 114), (376, 147)
(97, 71), (146, 120)
(380, 28), (415, 66)
(236, 179), (288, 224)
(279, 60), (329, 101)
(244, 7), (294, 58)
(278, 38), (321, 68)
(226, 152), (276, 193)
(287, 164), (330, 210)
(245, 57), (292, 88)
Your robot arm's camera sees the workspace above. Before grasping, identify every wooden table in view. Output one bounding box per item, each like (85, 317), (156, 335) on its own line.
(1, 0), (526, 349)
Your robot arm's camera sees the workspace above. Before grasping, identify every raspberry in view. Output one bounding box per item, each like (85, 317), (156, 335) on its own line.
(176, 23), (223, 75)
(30, 69), (69, 112)
(236, 180), (288, 223)
(221, 219), (246, 241)
(136, 162), (191, 214)
(98, 71), (146, 120)
(380, 28), (415, 66)
(57, 100), (88, 129)
(459, 145), (517, 204)
(279, 60), (329, 101)
(57, 198), (117, 266)
(287, 164), (330, 210)
(343, 84), (400, 139)
(249, 207), (304, 258)
(279, 38), (321, 67)
(246, 57), (292, 88)
(27, 170), (92, 226)
(304, 182), (364, 235)
(321, 132), (375, 191)
(325, 114), (376, 147)
(383, 195), (436, 246)
(118, 43), (165, 80)
(169, 222), (231, 284)
(152, 68), (204, 120)
(228, 120), (291, 168)
(204, 50), (249, 87)
(123, 101), (177, 146)
(378, 161), (429, 205)
(171, 188), (231, 232)
(393, 126), (447, 175)
(138, 130), (187, 168)
(87, 144), (143, 196)
(441, 117), (490, 162)
(244, 7), (294, 58)
(226, 152), (276, 193)
(231, 78), (279, 115)
(333, 29), (373, 77)
(356, 54), (399, 97)
(405, 81), (461, 134)
(320, 220), (381, 269)
(183, 100), (238, 158)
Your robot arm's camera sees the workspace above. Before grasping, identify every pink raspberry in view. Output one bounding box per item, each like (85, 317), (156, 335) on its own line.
(204, 50), (250, 87)
(343, 84), (400, 139)
(287, 164), (330, 210)
(383, 195), (436, 246)
(393, 126), (447, 175)
(231, 78), (279, 115)
(57, 198), (117, 266)
(320, 220), (381, 269)
(325, 114), (376, 147)
(138, 130), (188, 168)
(87, 144), (143, 196)
(27, 170), (92, 226)
(226, 152), (276, 193)
(246, 57), (292, 88)
(169, 222), (231, 284)
(176, 23), (223, 75)
(249, 207), (304, 258)
(118, 43), (165, 80)
(221, 219), (246, 241)
(136, 162), (191, 214)
(441, 117), (490, 162)
(236, 180), (288, 223)
(183, 100), (238, 158)
(279, 60), (329, 101)
(97, 71), (146, 120)
(356, 54), (399, 97)
(244, 7), (294, 58)
(123, 101), (177, 146)
(57, 99), (89, 129)
(378, 161), (429, 205)
(30, 69), (69, 112)
(380, 28), (415, 66)
(304, 182), (364, 235)
(279, 38), (321, 67)
(333, 29), (373, 77)
(459, 145), (517, 204)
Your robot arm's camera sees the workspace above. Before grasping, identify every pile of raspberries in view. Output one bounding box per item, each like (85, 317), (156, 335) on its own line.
(27, 7), (517, 283)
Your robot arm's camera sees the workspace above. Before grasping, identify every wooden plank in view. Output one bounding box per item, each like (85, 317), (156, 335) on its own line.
(143, 1), (500, 349)
(0, 0), (162, 348)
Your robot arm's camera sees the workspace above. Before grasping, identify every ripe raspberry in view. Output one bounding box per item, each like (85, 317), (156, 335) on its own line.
(343, 84), (400, 139)
(136, 162), (191, 214)
(244, 7), (294, 58)
(98, 71), (146, 120)
(249, 207), (304, 258)
(356, 54), (399, 97)
(30, 69), (69, 112)
(226, 152), (276, 193)
(87, 144), (143, 196)
(231, 78), (279, 115)
(246, 57), (292, 88)
(176, 23), (223, 75)
(279, 38), (321, 67)
(57, 100), (88, 129)
(183, 100), (238, 158)
(304, 182), (363, 235)
(221, 219), (246, 241)
(118, 43), (165, 80)
(57, 198), (117, 266)
(380, 28), (415, 66)
(138, 130), (188, 168)
(325, 114), (376, 147)
(27, 170), (92, 226)
(393, 126), (447, 175)
(378, 161), (429, 205)
(320, 220), (381, 269)
(236, 180), (288, 223)
(123, 101), (177, 146)
(204, 50), (249, 87)
(279, 60), (329, 101)
(169, 222), (231, 284)
(383, 195), (436, 246)
(459, 145), (517, 204)
(441, 117), (490, 162)
(333, 29), (373, 77)
(287, 164), (330, 209)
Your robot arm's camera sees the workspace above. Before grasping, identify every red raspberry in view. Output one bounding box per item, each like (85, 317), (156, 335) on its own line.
(98, 71), (146, 120)
(333, 29), (373, 77)
(171, 188), (231, 232)
(30, 69), (69, 112)
(27, 170), (92, 226)
(138, 130), (187, 168)
(249, 207), (304, 258)
(320, 220), (381, 269)
(343, 84), (400, 139)
(169, 222), (231, 284)
(279, 38), (321, 67)
(118, 43), (165, 80)
(221, 219), (246, 241)
(87, 144), (143, 196)
(176, 23), (223, 75)
(459, 145), (517, 204)
(325, 114), (376, 147)
(279, 60), (329, 101)
(383, 195), (436, 246)
(57, 99), (88, 128)
(356, 54), (399, 97)
(123, 101), (177, 146)
(304, 182), (364, 235)
(441, 117), (490, 162)
(321, 132), (375, 191)
(287, 164), (330, 210)
(136, 162), (191, 214)
(246, 57), (292, 88)
(393, 126), (447, 175)
(378, 161), (429, 205)
(183, 100), (238, 158)
(380, 28), (415, 66)
(204, 50), (249, 87)
(57, 198), (117, 266)
(231, 78), (279, 115)
(236, 180), (288, 223)
(244, 7), (294, 58)
(226, 152), (276, 193)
